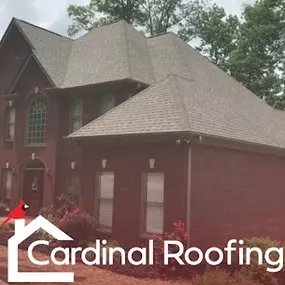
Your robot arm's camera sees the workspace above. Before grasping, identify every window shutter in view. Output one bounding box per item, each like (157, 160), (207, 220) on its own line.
(98, 172), (114, 228)
(2, 170), (13, 200)
(146, 173), (164, 234)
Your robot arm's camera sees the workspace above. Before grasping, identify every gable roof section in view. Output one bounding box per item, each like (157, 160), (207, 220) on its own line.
(0, 19), (201, 88)
(14, 19), (73, 87)
(68, 74), (285, 150)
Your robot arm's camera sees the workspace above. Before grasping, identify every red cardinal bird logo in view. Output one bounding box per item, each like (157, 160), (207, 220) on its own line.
(2, 200), (29, 225)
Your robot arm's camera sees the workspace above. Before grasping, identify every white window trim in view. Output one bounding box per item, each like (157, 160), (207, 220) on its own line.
(1, 169), (12, 201)
(96, 172), (114, 231)
(142, 172), (164, 235)
(5, 107), (16, 141)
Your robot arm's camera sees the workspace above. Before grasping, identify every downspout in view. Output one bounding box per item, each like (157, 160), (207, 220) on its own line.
(185, 141), (192, 247)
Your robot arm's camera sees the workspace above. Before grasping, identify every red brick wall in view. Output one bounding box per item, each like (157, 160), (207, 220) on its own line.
(0, 25), (30, 96)
(80, 142), (186, 246)
(0, 23), (144, 211)
(54, 88), (138, 199)
(191, 145), (285, 249)
(0, 57), (55, 208)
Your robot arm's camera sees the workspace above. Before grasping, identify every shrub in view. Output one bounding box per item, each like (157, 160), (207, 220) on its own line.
(193, 269), (258, 285)
(39, 194), (79, 222)
(0, 200), (9, 216)
(0, 223), (12, 232)
(57, 211), (98, 247)
(153, 221), (190, 278)
(240, 237), (284, 285)
(37, 228), (55, 242)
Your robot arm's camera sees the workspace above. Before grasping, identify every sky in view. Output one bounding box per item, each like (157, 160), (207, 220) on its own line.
(0, 0), (255, 39)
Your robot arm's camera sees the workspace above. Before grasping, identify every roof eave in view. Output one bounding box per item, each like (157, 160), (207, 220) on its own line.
(67, 130), (285, 156)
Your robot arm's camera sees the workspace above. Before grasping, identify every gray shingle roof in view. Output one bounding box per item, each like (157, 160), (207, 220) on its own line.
(15, 19), (73, 87)
(9, 18), (203, 88)
(5, 18), (285, 148)
(63, 21), (155, 88)
(69, 74), (285, 149)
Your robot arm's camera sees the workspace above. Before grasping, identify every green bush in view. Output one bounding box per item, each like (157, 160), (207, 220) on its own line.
(193, 269), (258, 285)
(0, 223), (12, 232)
(0, 200), (8, 216)
(240, 237), (284, 285)
(57, 212), (98, 247)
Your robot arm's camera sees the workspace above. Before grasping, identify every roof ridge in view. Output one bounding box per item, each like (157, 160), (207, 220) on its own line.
(148, 31), (174, 39)
(171, 75), (192, 131)
(75, 19), (129, 40)
(14, 18), (72, 41)
(122, 21), (133, 79)
(167, 73), (195, 83)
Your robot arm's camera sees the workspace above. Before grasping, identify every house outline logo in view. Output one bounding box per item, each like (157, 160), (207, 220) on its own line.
(8, 215), (74, 283)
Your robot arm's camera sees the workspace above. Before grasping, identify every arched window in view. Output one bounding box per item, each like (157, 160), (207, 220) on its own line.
(26, 98), (48, 144)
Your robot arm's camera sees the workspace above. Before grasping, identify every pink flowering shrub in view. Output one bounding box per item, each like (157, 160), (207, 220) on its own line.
(39, 194), (79, 223)
(153, 221), (191, 278)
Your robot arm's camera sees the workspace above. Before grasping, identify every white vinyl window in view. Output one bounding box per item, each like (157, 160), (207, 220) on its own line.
(70, 98), (83, 133)
(99, 94), (115, 116)
(6, 107), (15, 140)
(2, 170), (12, 200)
(97, 172), (114, 229)
(143, 173), (164, 234)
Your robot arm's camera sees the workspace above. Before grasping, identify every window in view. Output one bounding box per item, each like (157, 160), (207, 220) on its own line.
(142, 173), (164, 234)
(96, 172), (114, 229)
(66, 170), (81, 202)
(1, 169), (12, 202)
(99, 94), (115, 116)
(27, 98), (47, 144)
(70, 98), (83, 133)
(5, 107), (15, 140)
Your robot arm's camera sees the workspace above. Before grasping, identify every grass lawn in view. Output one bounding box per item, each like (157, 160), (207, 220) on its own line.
(0, 246), (190, 285)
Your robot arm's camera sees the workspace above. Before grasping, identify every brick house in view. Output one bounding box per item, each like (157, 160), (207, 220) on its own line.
(1, 18), (285, 247)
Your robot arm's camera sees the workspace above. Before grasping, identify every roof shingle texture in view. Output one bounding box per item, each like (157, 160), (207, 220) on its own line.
(6, 18), (285, 149)
(15, 20), (73, 87)
(69, 74), (285, 149)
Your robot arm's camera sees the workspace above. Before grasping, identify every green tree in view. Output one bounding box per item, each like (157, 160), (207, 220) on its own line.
(179, 3), (240, 72)
(67, 0), (201, 37)
(67, 0), (285, 109)
(181, 0), (285, 108)
(229, 0), (285, 106)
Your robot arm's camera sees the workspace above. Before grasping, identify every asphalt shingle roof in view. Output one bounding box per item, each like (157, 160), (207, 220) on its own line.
(69, 74), (285, 149)
(15, 19), (73, 87)
(4, 18), (285, 149)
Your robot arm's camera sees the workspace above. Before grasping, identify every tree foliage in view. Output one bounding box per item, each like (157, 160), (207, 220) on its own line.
(67, 0), (201, 36)
(67, 0), (285, 108)
(181, 0), (285, 108)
